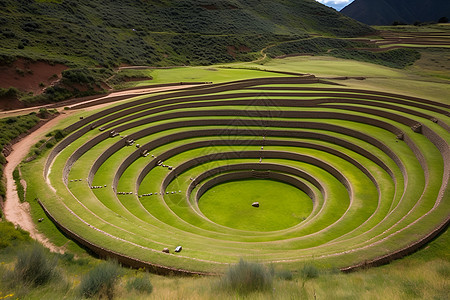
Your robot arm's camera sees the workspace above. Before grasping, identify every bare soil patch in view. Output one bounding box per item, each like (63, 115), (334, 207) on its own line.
(0, 95), (24, 110)
(0, 58), (68, 94)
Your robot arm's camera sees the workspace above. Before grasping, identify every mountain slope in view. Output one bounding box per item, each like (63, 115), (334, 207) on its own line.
(0, 0), (373, 67)
(341, 0), (450, 25)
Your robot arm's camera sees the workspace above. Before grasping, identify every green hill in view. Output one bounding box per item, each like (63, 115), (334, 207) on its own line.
(0, 0), (373, 67)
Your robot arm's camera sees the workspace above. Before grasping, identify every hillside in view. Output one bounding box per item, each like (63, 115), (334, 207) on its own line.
(341, 0), (450, 25)
(0, 0), (373, 67)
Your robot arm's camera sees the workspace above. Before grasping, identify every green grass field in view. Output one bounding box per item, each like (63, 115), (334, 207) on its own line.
(115, 55), (449, 104)
(199, 179), (313, 231)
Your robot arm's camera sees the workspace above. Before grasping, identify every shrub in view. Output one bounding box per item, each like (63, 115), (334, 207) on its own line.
(0, 87), (19, 98)
(219, 259), (273, 294)
(300, 264), (319, 279)
(38, 108), (50, 118)
(276, 269), (293, 281)
(45, 140), (56, 148)
(79, 260), (123, 299)
(126, 275), (153, 294)
(49, 129), (67, 141)
(9, 243), (58, 286)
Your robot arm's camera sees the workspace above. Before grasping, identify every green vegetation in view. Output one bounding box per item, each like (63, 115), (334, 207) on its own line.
(25, 128), (68, 160)
(0, 0), (373, 67)
(331, 48), (421, 68)
(300, 264), (320, 279)
(126, 274), (153, 295)
(0, 219), (447, 298)
(107, 69), (153, 89)
(22, 68), (113, 105)
(0, 221), (30, 248)
(0, 113), (41, 199)
(199, 179), (313, 231)
(262, 38), (421, 68)
(219, 259), (273, 294)
(266, 37), (369, 56)
(0, 87), (19, 99)
(4, 243), (59, 287)
(12, 167), (24, 203)
(78, 260), (123, 299)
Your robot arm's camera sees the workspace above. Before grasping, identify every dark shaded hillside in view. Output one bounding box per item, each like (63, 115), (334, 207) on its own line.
(0, 0), (373, 67)
(341, 0), (450, 25)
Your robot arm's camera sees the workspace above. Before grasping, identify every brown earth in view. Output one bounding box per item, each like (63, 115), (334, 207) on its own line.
(0, 95), (23, 110)
(0, 58), (68, 94)
(227, 45), (251, 58)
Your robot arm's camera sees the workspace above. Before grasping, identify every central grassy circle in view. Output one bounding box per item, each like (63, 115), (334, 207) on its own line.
(198, 179), (313, 231)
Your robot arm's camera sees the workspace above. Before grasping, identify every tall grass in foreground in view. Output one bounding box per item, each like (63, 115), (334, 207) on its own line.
(4, 243), (58, 287)
(300, 263), (320, 279)
(219, 259), (273, 294)
(78, 260), (123, 299)
(126, 274), (153, 295)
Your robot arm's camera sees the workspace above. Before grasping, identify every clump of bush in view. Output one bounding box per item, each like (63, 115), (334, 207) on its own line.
(78, 260), (123, 299)
(126, 275), (153, 294)
(5, 243), (58, 287)
(276, 269), (294, 281)
(300, 263), (319, 279)
(219, 259), (273, 294)
(0, 87), (20, 98)
(46, 129), (67, 142)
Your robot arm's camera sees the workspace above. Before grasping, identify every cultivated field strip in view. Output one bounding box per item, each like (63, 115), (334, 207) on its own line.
(41, 77), (450, 274)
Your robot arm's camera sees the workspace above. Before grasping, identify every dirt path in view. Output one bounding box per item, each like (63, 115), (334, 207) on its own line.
(0, 84), (202, 117)
(252, 44), (275, 63)
(67, 84), (199, 109)
(3, 113), (74, 253)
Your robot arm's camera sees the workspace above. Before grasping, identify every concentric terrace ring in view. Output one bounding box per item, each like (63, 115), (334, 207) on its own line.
(40, 76), (450, 275)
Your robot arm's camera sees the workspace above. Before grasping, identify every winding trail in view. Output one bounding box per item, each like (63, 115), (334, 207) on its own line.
(3, 113), (70, 253)
(252, 44), (275, 63)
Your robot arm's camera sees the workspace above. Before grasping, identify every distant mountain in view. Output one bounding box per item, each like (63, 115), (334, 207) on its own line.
(0, 0), (373, 66)
(341, 0), (450, 25)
